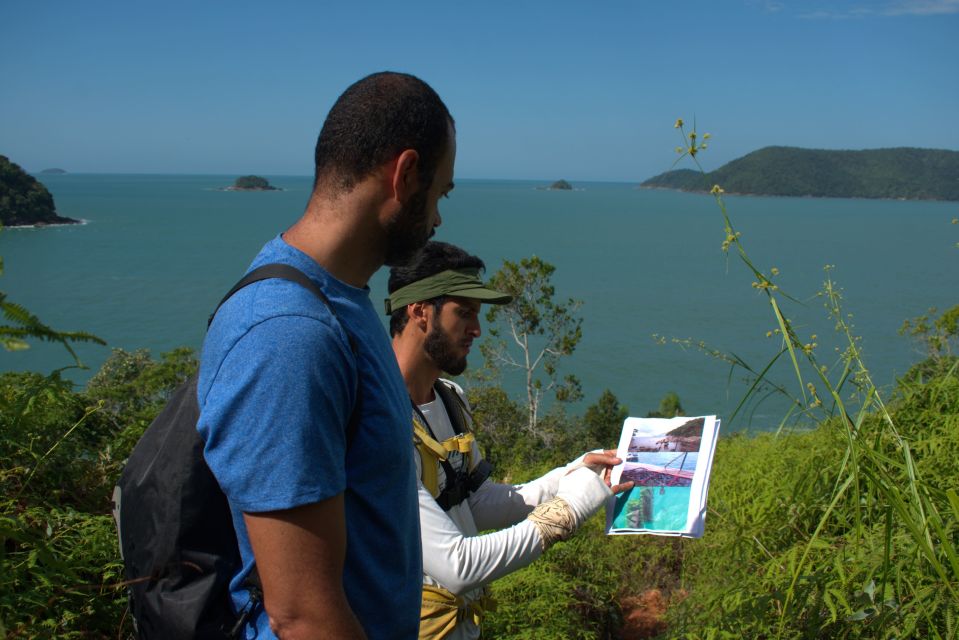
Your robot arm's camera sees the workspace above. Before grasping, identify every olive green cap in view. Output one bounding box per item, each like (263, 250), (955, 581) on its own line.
(384, 268), (512, 315)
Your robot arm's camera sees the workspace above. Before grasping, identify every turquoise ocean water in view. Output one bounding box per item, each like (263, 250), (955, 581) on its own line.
(3, 174), (957, 430)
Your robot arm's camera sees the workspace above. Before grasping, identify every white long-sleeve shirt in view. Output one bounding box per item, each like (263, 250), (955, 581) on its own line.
(415, 382), (567, 640)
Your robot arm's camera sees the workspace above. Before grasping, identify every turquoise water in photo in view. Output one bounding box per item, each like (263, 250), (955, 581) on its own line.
(611, 486), (692, 532)
(4, 174), (957, 430)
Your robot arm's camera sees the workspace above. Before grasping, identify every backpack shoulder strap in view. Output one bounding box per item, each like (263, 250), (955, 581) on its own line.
(433, 380), (471, 436)
(433, 381), (493, 490)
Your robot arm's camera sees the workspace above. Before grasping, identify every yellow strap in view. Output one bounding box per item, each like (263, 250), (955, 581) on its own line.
(439, 432), (475, 455)
(414, 420), (441, 498)
(420, 584), (494, 632)
(422, 584), (463, 605)
(413, 417), (450, 461)
(412, 406), (476, 501)
(415, 441), (440, 498)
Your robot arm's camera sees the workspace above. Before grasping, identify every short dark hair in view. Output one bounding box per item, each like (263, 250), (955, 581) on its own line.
(314, 71), (455, 194)
(388, 241), (486, 336)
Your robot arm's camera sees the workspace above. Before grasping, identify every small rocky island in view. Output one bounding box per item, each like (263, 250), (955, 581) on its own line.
(1, 155), (80, 227)
(224, 175), (279, 191)
(548, 179), (573, 190)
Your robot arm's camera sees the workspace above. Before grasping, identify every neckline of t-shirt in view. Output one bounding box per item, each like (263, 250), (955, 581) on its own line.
(269, 234), (372, 302)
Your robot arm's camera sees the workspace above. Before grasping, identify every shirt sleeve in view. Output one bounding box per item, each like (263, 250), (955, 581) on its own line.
(418, 479), (543, 597)
(198, 314), (356, 513)
(467, 466), (566, 531)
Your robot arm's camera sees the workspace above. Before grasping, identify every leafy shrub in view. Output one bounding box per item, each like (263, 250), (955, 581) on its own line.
(0, 503), (124, 638)
(0, 348), (196, 636)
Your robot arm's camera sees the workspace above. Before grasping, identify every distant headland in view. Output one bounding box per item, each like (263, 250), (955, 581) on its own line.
(642, 147), (959, 201)
(39, 168), (67, 175)
(221, 175), (280, 191)
(1, 155), (81, 227)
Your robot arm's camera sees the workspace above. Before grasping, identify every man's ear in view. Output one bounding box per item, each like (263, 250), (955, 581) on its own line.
(407, 301), (431, 332)
(391, 149), (420, 203)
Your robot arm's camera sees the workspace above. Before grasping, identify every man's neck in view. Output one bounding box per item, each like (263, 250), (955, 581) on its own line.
(393, 336), (441, 405)
(283, 186), (387, 288)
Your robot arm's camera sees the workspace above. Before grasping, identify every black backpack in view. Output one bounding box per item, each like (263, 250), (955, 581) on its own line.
(112, 263), (356, 639)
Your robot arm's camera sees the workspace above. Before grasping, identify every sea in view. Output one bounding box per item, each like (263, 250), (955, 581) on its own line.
(3, 174), (957, 431)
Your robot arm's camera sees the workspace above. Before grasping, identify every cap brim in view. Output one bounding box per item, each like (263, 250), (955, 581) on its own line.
(447, 286), (513, 305)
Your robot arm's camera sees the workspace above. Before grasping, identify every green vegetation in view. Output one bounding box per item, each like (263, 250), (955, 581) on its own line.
(642, 146), (959, 201)
(0, 155), (80, 226)
(474, 327), (957, 638)
(230, 175), (277, 190)
(550, 179), (573, 190)
(0, 348), (196, 637)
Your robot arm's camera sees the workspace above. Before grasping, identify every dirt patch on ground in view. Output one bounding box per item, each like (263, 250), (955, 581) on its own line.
(619, 589), (668, 639)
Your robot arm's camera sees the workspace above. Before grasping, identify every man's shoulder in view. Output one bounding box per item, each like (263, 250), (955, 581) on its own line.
(207, 279), (350, 355)
(199, 279), (356, 405)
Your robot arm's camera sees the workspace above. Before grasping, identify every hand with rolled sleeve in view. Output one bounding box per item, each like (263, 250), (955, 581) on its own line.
(527, 450), (634, 550)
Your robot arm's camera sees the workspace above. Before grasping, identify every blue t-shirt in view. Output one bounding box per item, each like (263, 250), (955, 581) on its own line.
(197, 235), (421, 639)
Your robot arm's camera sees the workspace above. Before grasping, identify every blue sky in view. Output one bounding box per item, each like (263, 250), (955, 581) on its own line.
(2, 1), (957, 181)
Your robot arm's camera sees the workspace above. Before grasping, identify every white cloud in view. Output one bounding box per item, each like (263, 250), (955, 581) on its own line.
(746, 0), (787, 13)
(882, 0), (959, 15)
(798, 8), (868, 19)
(792, 0), (959, 19)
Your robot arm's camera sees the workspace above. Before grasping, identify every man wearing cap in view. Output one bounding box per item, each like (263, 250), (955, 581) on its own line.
(388, 241), (632, 640)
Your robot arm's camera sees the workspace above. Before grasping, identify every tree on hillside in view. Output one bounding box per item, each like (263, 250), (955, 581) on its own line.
(581, 389), (629, 448)
(481, 256), (583, 432)
(646, 391), (684, 418)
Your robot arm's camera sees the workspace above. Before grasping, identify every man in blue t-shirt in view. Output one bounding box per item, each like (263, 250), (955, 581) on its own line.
(197, 72), (457, 639)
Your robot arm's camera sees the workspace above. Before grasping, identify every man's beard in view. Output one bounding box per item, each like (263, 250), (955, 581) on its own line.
(383, 188), (433, 267)
(424, 323), (468, 376)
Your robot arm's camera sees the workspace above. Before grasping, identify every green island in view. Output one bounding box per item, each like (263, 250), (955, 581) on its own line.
(642, 146), (959, 201)
(549, 179), (573, 190)
(225, 175), (279, 191)
(0, 155), (80, 226)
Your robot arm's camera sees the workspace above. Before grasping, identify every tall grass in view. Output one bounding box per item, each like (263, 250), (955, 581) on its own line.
(666, 120), (958, 638)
